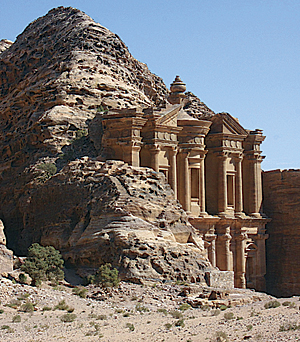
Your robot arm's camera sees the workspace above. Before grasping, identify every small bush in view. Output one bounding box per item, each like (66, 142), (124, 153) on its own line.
(219, 305), (228, 311)
(126, 323), (135, 331)
(282, 301), (291, 306)
(157, 308), (168, 315)
(42, 306), (52, 311)
(60, 313), (76, 323)
(247, 324), (253, 331)
(67, 307), (75, 313)
(72, 287), (87, 298)
(37, 162), (57, 176)
(20, 302), (34, 313)
(179, 303), (191, 311)
(164, 323), (172, 329)
(0, 309), (4, 314)
(19, 273), (27, 284)
(94, 264), (119, 288)
(1, 325), (14, 333)
(135, 303), (149, 313)
(54, 300), (69, 311)
(12, 315), (21, 323)
(6, 299), (21, 309)
(224, 312), (234, 320)
(97, 314), (107, 320)
(264, 300), (281, 309)
(279, 322), (300, 331)
(175, 319), (185, 328)
(169, 310), (183, 319)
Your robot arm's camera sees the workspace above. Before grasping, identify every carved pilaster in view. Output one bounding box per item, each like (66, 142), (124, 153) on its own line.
(217, 152), (228, 216)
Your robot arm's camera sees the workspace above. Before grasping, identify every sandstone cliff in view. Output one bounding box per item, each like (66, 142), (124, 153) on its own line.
(16, 159), (211, 283)
(0, 7), (214, 282)
(263, 169), (300, 297)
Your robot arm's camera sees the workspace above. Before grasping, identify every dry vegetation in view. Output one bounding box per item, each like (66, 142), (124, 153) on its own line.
(1, 277), (300, 342)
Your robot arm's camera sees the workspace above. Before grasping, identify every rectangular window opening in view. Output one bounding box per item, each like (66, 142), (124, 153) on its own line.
(227, 174), (234, 207)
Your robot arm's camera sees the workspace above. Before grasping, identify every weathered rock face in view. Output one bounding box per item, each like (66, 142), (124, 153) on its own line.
(0, 7), (215, 282)
(263, 169), (300, 297)
(0, 39), (13, 54)
(14, 159), (211, 283)
(0, 220), (13, 274)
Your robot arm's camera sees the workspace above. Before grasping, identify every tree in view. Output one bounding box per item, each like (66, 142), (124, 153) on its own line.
(21, 243), (64, 286)
(94, 263), (119, 288)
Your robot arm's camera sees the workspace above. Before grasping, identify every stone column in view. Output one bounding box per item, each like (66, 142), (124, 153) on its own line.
(216, 225), (232, 271)
(246, 154), (263, 217)
(253, 229), (268, 291)
(199, 154), (207, 215)
(149, 145), (160, 172)
(235, 232), (247, 288)
(178, 150), (191, 212)
(122, 144), (141, 167)
(205, 234), (217, 267)
(217, 152), (228, 216)
(169, 147), (177, 198)
(234, 154), (243, 216)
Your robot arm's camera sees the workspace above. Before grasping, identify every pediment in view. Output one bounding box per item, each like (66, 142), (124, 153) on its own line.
(155, 104), (181, 127)
(210, 112), (248, 136)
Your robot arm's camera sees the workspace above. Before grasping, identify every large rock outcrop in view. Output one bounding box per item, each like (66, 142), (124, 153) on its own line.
(0, 220), (13, 274)
(16, 159), (211, 283)
(263, 169), (300, 297)
(0, 7), (215, 282)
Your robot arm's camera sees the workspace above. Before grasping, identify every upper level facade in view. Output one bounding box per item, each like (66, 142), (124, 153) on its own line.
(98, 76), (269, 291)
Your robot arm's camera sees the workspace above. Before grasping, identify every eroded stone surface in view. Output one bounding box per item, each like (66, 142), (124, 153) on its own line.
(0, 220), (13, 274)
(263, 169), (300, 297)
(14, 159), (211, 283)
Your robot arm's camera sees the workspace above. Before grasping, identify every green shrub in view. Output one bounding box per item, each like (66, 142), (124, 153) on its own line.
(224, 312), (234, 320)
(175, 319), (185, 327)
(12, 315), (21, 323)
(247, 324), (253, 331)
(179, 303), (191, 311)
(0, 309), (4, 314)
(135, 303), (149, 313)
(60, 313), (76, 322)
(157, 308), (168, 315)
(37, 163), (57, 177)
(21, 243), (64, 286)
(164, 323), (172, 329)
(94, 264), (119, 288)
(54, 300), (69, 311)
(42, 306), (52, 311)
(5, 299), (21, 309)
(279, 323), (300, 331)
(1, 325), (14, 333)
(264, 300), (281, 309)
(20, 302), (34, 313)
(219, 305), (228, 311)
(97, 314), (107, 320)
(19, 273), (27, 284)
(169, 310), (183, 319)
(126, 323), (134, 331)
(72, 287), (87, 298)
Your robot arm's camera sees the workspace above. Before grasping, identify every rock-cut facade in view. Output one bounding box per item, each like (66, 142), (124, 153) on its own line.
(99, 76), (269, 291)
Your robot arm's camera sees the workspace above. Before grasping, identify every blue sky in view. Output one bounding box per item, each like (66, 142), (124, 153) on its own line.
(1, 0), (300, 171)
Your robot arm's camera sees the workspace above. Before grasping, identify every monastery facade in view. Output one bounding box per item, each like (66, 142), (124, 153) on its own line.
(99, 76), (269, 291)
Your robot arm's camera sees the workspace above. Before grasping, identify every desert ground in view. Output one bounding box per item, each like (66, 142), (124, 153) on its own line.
(0, 276), (300, 342)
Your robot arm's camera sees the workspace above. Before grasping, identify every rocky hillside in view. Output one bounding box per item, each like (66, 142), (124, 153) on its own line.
(0, 7), (215, 281)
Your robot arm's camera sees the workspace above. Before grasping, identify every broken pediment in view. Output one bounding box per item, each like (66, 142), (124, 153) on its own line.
(155, 104), (181, 127)
(209, 112), (248, 137)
